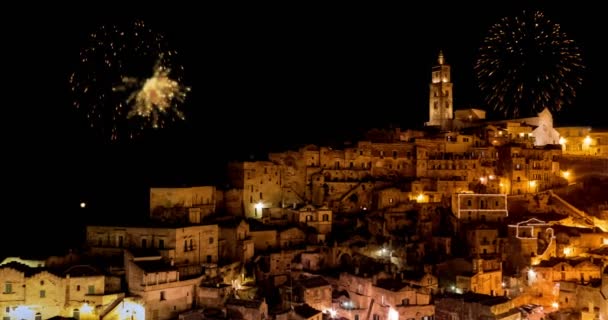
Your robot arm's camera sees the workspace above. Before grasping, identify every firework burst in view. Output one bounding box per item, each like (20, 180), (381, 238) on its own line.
(475, 10), (584, 118)
(70, 20), (190, 141)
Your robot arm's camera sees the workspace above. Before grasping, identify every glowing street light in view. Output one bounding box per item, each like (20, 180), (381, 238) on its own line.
(416, 193), (425, 203)
(388, 307), (399, 320)
(583, 136), (592, 146)
(254, 202), (263, 217)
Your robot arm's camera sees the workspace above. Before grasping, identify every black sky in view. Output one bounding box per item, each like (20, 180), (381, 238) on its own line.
(4, 2), (606, 255)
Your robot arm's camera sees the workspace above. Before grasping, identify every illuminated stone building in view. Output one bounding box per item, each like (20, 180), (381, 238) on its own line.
(0, 262), (124, 320)
(86, 224), (219, 273)
(289, 275), (332, 313)
(526, 257), (603, 307)
(335, 271), (435, 320)
(426, 51), (453, 129)
(435, 292), (521, 320)
(124, 250), (199, 320)
(149, 186), (219, 224)
(452, 193), (508, 223)
(224, 297), (268, 320)
(556, 126), (608, 156)
(216, 218), (254, 264)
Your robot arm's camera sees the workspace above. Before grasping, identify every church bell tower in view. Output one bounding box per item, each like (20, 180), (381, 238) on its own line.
(427, 50), (453, 129)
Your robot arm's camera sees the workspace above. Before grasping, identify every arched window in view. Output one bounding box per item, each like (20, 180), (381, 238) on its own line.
(73, 309), (80, 320)
(35, 313), (42, 320)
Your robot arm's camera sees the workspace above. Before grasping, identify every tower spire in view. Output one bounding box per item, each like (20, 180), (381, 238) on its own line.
(426, 50), (453, 129)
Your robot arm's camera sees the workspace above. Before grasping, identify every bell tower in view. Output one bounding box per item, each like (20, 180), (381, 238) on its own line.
(427, 50), (453, 128)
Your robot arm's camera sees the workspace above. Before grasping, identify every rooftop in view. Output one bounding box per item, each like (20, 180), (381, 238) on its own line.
(293, 304), (321, 318)
(225, 298), (263, 309)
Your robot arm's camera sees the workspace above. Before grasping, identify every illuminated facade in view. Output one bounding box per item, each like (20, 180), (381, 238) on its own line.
(427, 51), (453, 128)
(336, 272), (435, 320)
(435, 292), (521, 320)
(149, 186), (219, 223)
(0, 263), (123, 320)
(556, 126), (608, 156)
(86, 224), (219, 273)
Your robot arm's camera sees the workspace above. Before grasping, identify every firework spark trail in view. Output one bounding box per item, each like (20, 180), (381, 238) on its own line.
(70, 20), (190, 141)
(120, 59), (190, 129)
(475, 10), (584, 119)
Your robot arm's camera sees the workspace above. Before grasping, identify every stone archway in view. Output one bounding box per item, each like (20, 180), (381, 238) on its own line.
(339, 253), (352, 269)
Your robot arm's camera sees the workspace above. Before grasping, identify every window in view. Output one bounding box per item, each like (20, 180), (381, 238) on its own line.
(322, 214), (329, 221)
(73, 309), (80, 320)
(189, 239), (193, 251)
(392, 151), (397, 159)
(159, 239), (164, 249)
(259, 192), (263, 200)
(88, 285), (95, 294)
(4, 283), (11, 294)
(98, 238), (102, 246)
(118, 236), (123, 247)
(184, 240), (188, 252)
(40, 290), (45, 298)
(206, 255), (212, 263)
(35, 313), (42, 320)
(208, 237), (214, 244)
(160, 291), (166, 301)
(76, 285), (80, 291)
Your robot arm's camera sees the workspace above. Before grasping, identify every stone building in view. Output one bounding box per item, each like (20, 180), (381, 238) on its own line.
(452, 193), (508, 223)
(435, 292), (521, 320)
(556, 126), (608, 157)
(335, 271), (435, 320)
(426, 51), (453, 129)
(0, 262), (124, 320)
(217, 218), (254, 264)
(86, 224), (219, 274)
(149, 186), (219, 223)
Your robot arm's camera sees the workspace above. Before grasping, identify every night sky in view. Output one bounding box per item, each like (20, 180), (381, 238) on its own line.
(4, 3), (605, 256)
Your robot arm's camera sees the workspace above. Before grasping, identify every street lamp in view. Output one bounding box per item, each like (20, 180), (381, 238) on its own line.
(254, 202), (263, 217)
(528, 180), (537, 193)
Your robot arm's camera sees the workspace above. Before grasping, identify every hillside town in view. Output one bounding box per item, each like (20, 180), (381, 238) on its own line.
(2, 53), (608, 320)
